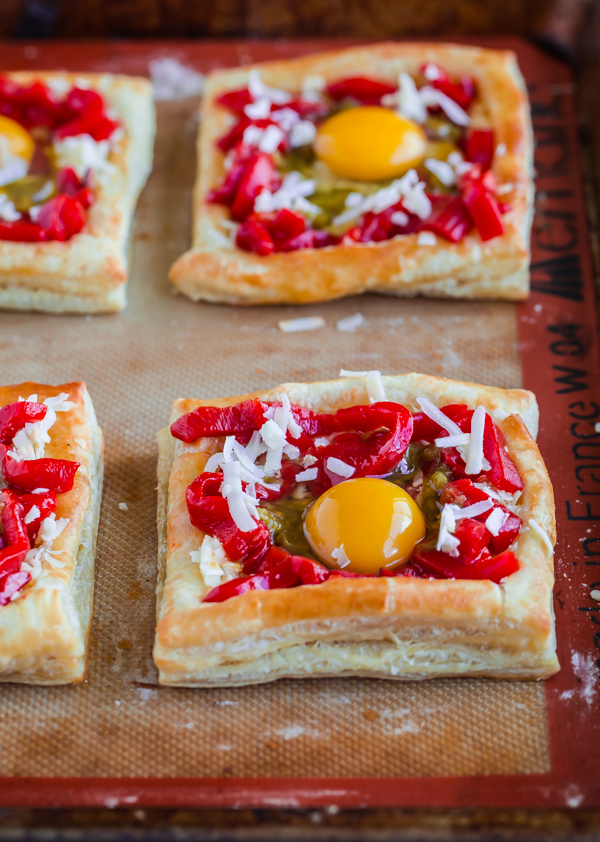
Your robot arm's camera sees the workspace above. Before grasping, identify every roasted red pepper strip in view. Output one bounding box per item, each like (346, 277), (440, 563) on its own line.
(230, 153), (279, 221)
(275, 229), (339, 252)
(0, 221), (49, 242)
(0, 570), (31, 607)
(452, 517), (491, 563)
(411, 547), (519, 583)
(313, 407), (413, 492)
(462, 181), (504, 242)
(326, 76), (396, 104)
(0, 401), (47, 445)
(1, 450), (80, 494)
(14, 491), (57, 542)
(319, 402), (411, 434)
(186, 473), (271, 571)
(464, 128), (495, 171)
(171, 399), (268, 442)
(0, 489), (30, 577)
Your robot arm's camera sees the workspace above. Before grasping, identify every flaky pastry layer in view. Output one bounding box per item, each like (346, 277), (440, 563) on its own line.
(169, 43), (534, 305)
(154, 373), (558, 687)
(0, 382), (104, 684)
(0, 72), (155, 314)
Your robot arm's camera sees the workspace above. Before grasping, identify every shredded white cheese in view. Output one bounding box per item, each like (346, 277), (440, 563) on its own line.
(333, 169), (431, 227)
(336, 313), (365, 333)
(436, 500), (493, 555)
(0, 193), (20, 221)
(149, 58), (205, 101)
(53, 135), (117, 180)
(326, 457), (355, 479)
(484, 507), (508, 537)
(248, 70), (291, 106)
(331, 543), (351, 568)
(23, 505), (40, 525)
(278, 316), (326, 333)
(295, 467), (318, 482)
(416, 231), (437, 246)
(529, 517), (554, 554)
(465, 405), (486, 476)
(255, 171), (316, 214)
(192, 535), (227, 587)
(9, 393), (73, 462)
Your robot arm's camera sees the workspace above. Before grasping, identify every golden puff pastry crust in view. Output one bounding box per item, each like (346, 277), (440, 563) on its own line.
(154, 373), (558, 688)
(169, 42), (533, 305)
(0, 382), (103, 684)
(0, 72), (155, 314)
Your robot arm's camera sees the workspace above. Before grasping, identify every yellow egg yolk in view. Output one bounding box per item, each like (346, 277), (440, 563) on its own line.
(0, 116), (34, 169)
(304, 477), (426, 575)
(314, 106), (427, 181)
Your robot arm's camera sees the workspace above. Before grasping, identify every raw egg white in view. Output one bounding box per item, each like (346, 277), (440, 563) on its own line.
(314, 106), (427, 181)
(304, 477), (426, 575)
(0, 116), (34, 169)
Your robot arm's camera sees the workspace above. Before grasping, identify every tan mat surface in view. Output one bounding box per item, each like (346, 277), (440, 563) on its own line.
(0, 98), (549, 779)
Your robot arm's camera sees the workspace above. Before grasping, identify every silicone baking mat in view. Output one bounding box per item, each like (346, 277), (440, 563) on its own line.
(0, 38), (598, 811)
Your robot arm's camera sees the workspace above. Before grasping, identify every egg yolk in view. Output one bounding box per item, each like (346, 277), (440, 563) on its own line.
(0, 116), (35, 168)
(304, 477), (426, 575)
(314, 107), (427, 181)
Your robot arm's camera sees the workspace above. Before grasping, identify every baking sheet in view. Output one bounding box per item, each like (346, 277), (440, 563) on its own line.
(0, 38), (598, 810)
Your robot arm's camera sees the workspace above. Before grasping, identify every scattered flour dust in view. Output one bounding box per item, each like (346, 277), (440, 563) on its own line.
(571, 651), (597, 706)
(149, 58), (205, 101)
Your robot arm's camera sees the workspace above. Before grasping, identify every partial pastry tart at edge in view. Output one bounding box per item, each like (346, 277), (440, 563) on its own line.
(0, 72), (155, 313)
(169, 42), (533, 305)
(0, 382), (103, 684)
(154, 373), (558, 687)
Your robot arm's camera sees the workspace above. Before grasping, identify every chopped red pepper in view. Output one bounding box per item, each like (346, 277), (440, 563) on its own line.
(326, 77), (397, 104)
(37, 195), (86, 241)
(0, 221), (49, 242)
(452, 517), (490, 563)
(203, 549), (330, 603)
(14, 491), (57, 542)
(275, 229), (338, 252)
(411, 405), (523, 493)
(441, 479), (521, 555)
(464, 128), (495, 171)
(319, 402), (411, 434)
(421, 195), (473, 243)
(0, 489), (30, 581)
(422, 64), (475, 111)
(186, 473), (271, 571)
(230, 153), (279, 221)
(411, 546), (518, 583)
(1, 450), (80, 494)
(171, 399), (268, 442)
(0, 401), (47, 445)
(236, 217), (275, 256)
(313, 407), (413, 492)
(462, 181), (504, 242)
(215, 87), (253, 115)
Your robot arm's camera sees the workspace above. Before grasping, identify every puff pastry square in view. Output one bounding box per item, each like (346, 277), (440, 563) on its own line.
(154, 373), (558, 687)
(0, 382), (103, 684)
(169, 43), (533, 305)
(0, 72), (155, 314)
